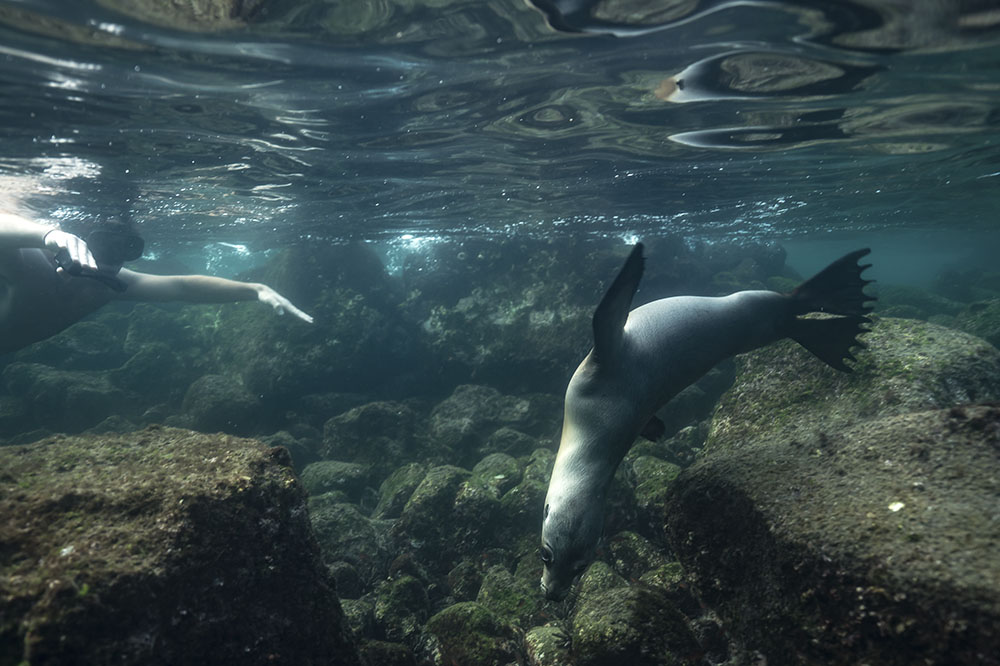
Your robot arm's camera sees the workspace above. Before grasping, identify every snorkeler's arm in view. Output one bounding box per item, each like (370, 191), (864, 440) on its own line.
(0, 212), (98, 271)
(115, 269), (314, 323)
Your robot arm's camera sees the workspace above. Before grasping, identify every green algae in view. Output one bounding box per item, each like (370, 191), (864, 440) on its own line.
(0, 426), (358, 665)
(424, 602), (517, 666)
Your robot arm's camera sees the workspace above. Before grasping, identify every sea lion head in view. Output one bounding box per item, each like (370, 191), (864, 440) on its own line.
(539, 489), (603, 601)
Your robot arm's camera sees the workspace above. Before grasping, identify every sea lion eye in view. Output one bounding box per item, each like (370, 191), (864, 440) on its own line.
(540, 545), (553, 565)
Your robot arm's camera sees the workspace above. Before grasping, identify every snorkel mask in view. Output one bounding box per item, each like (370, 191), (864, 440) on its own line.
(86, 228), (145, 270)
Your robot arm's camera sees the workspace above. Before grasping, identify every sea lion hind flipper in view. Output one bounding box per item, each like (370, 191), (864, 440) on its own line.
(592, 243), (645, 365)
(788, 314), (871, 372)
(789, 248), (875, 317)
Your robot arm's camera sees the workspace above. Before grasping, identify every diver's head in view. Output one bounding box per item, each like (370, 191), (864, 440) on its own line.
(539, 498), (602, 601)
(86, 224), (144, 274)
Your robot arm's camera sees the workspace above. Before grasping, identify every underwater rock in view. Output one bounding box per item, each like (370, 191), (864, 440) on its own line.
(451, 475), (502, 553)
(954, 298), (1000, 349)
(322, 401), (426, 476)
(393, 465), (471, 571)
(571, 584), (701, 666)
(875, 284), (964, 320)
(497, 476), (549, 560)
(358, 639), (417, 666)
(422, 601), (519, 666)
(476, 563), (546, 629)
(483, 426), (548, 459)
(575, 560), (628, 598)
(309, 498), (388, 586)
(213, 246), (427, 407)
(471, 451), (523, 497)
(300, 460), (374, 503)
(426, 384), (559, 467)
(524, 623), (573, 666)
(328, 560), (364, 600)
(933, 267), (1000, 303)
(0, 395), (27, 439)
(180, 373), (267, 436)
(258, 429), (319, 471)
(341, 594), (377, 640)
(400, 240), (604, 394)
(627, 456), (682, 540)
(373, 575), (429, 645)
(109, 341), (190, 403)
(2, 362), (135, 432)
(446, 559), (483, 602)
(708, 316), (1000, 448)
(605, 530), (672, 583)
(12, 319), (128, 371)
(666, 316), (1000, 664)
(0, 426), (359, 666)
(123, 303), (214, 358)
(373, 462), (428, 519)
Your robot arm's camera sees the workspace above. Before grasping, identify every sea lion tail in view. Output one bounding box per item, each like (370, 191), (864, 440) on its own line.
(786, 248), (876, 372)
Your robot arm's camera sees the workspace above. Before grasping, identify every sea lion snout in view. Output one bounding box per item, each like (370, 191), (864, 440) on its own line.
(540, 568), (571, 601)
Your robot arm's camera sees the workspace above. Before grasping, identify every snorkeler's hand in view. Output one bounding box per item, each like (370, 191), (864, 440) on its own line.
(257, 285), (314, 324)
(44, 229), (98, 274)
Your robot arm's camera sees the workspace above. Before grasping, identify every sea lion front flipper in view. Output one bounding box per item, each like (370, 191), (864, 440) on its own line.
(592, 243), (645, 365)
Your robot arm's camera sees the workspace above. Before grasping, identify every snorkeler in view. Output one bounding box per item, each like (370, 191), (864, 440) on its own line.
(0, 211), (313, 355)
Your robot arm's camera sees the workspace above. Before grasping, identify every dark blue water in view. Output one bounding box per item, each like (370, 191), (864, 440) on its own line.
(1, 0), (999, 282)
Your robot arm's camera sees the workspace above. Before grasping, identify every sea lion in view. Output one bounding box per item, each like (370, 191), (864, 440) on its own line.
(540, 243), (874, 600)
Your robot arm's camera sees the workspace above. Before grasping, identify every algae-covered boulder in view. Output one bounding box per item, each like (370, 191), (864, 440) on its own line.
(211, 245), (426, 405)
(2, 362), (135, 432)
(300, 460), (373, 502)
(358, 639), (417, 666)
(471, 452), (523, 497)
(524, 624), (573, 666)
(110, 341), (191, 402)
(627, 455), (682, 538)
(422, 601), (519, 666)
(393, 465), (471, 570)
(0, 426), (359, 666)
(374, 462), (428, 519)
(374, 575), (429, 644)
(954, 298), (1000, 348)
(426, 385), (560, 466)
(11, 319), (127, 371)
(476, 564), (546, 629)
(666, 316), (1000, 665)
(322, 401), (427, 475)
(309, 499), (388, 585)
(708, 316), (1000, 448)
(180, 373), (266, 435)
(571, 584), (701, 666)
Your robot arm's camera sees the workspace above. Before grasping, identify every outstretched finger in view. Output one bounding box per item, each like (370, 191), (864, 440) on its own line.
(286, 303), (314, 324)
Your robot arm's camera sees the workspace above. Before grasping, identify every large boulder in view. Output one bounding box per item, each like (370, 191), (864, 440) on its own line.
(665, 317), (1000, 665)
(0, 426), (359, 666)
(180, 373), (268, 435)
(2, 362), (135, 432)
